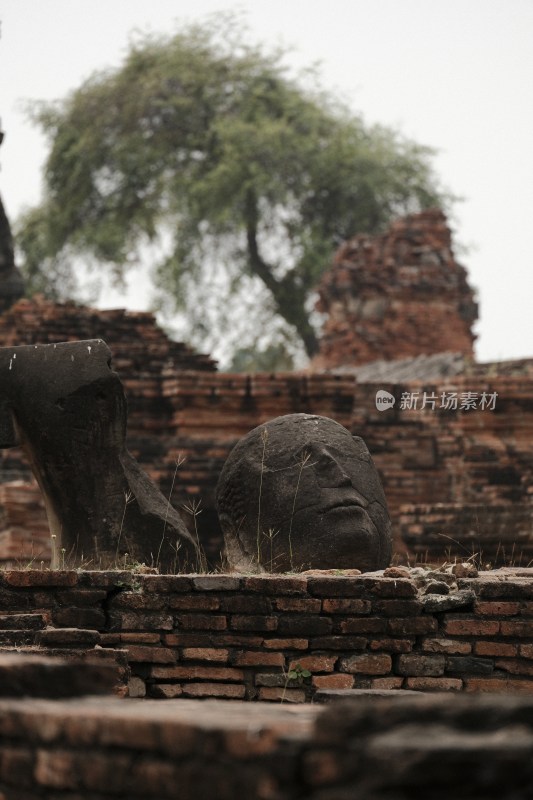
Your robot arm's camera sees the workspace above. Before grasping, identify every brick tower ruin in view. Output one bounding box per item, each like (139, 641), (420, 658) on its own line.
(312, 209), (478, 370)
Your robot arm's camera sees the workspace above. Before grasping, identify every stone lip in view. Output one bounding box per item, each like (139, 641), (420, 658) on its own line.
(314, 688), (423, 703)
(0, 652), (117, 698)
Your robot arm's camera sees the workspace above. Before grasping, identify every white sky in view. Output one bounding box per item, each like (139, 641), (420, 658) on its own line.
(1, 0), (532, 363)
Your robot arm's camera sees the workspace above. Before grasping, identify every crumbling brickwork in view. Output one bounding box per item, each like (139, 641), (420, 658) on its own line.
(1, 349), (532, 566)
(0, 207), (531, 567)
(312, 209), (478, 369)
(2, 568), (533, 699)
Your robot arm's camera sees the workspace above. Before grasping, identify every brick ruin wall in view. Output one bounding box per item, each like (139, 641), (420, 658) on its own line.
(2, 568), (533, 796)
(2, 568), (533, 701)
(1, 301), (532, 566)
(312, 209), (478, 369)
(2, 656), (533, 799)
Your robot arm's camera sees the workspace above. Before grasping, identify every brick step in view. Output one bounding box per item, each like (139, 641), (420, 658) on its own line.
(314, 688), (423, 703)
(0, 652), (117, 698)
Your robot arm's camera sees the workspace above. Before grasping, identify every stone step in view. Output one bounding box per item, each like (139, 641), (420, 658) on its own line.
(0, 652), (117, 698)
(314, 688), (423, 703)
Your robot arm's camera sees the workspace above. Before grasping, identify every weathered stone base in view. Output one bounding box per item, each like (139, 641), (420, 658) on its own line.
(1, 690), (533, 798)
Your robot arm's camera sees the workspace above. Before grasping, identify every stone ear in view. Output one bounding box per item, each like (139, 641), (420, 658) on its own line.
(0, 401), (17, 448)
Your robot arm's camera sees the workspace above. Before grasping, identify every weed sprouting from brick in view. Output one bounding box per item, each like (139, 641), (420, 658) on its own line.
(182, 496), (208, 572)
(115, 490), (134, 565)
(288, 451), (315, 571)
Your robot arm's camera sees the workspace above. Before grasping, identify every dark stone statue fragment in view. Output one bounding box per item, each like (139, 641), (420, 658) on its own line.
(216, 413), (392, 572)
(0, 127), (25, 313)
(0, 339), (197, 570)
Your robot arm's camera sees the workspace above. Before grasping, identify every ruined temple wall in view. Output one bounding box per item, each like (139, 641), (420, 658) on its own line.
(0, 295), (531, 567)
(312, 209), (478, 369)
(1, 369), (531, 566)
(2, 569), (533, 701)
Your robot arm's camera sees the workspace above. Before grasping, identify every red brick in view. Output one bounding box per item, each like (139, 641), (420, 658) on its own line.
(182, 682), (246, 698)
(217, 634), (264, 647)
(56, 589), (107, 605)
(233, 651), (285, 667)
(500, 620), (533, 637)
(263, 638), (308, 650)
(110, 593), (165, 610)
(478, 580), (533, 599)
(371, 677), (404, 689)
(474, 601), (520, 616)
(387, 617), (437, 635)
(339, 618), (387, 634)
(243, 576), (308, 595)
(520, 644), (533, 659)
(52, 608), (106, 628)
(35, 750), (77, 789)
(273, 598), (322, 613)
(465, 678), (533, 694)
(168, 595), (220, 611)
(125, 646), (176, 664)
(258, 687), (305, 702)
(495, 659), (533, 677)
(111, 612), (173, 631)
(422, 638), (472, 655)
(322, 599), (371, 614)
(372, 599), (422, 616)
(303, 749), (342, 784)
(444, 618), (500, 636)
(37, 627), (100, 646)
(149, 684), (183, 698)
(220, 596), (272, 614)
(311, 636), (367, 650)
(289, 655), (337, 673)
(119, 633), (161, 644)
(306, 577), (365, 597)
(370, 638), (413, 653)
(364, 578), (417, 598)
(340, 653), (392, 675)
(4, 570), (78, 587)
(142, 575), (192, 593)
(406, 677), (462, 691)
(0, 747), (34, 787)
(230, 615), (278, 632)
(396, 654), (445, 677)
(177, 615), (227, 631)
(181, 648), (229, 662)
(475, 641), (518, 657)
(312, 674), (353, 689)
(151, 665), (244, 681)
(192, 576), (241, 592)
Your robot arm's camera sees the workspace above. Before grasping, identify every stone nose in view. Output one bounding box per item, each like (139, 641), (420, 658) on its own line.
(316, 454), (352, 488)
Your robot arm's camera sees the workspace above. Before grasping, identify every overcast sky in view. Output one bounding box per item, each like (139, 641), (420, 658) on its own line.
(1, 0), (532, 363)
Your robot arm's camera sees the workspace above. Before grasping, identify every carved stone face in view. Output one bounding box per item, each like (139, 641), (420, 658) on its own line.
(216, 413), (392, 572)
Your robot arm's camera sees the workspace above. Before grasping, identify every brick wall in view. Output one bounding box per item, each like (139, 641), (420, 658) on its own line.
(0, 294), (531, 567)
(2, 685), (533, 799)
(312, 209), (478, 369)
(1, 369), (532, 566)
(2, 568), (533, 700)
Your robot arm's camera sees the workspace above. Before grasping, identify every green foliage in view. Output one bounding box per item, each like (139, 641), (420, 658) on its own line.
(287, 664), (312, 684)
(17, 13), (451, 362)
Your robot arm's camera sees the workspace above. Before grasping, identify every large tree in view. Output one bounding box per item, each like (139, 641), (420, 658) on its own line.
(17, 15), (450, 365)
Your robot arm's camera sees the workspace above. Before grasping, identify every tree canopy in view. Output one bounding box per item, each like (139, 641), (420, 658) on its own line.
(17, 15), (451, 367)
